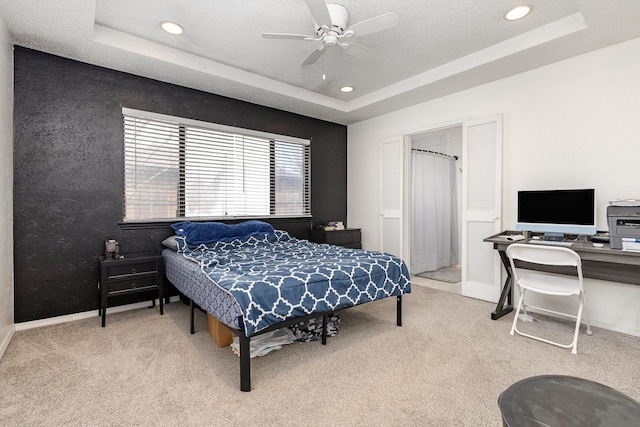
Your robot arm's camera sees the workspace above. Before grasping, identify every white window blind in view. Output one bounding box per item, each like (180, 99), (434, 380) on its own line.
(123, 108), (310, 221)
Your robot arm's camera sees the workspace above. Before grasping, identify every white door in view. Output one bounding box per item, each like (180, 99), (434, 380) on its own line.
(461, 115), (502, 302)
(379, 136), (404, 258)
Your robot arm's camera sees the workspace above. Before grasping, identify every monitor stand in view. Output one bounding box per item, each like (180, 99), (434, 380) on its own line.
(543, 232), (565, 242)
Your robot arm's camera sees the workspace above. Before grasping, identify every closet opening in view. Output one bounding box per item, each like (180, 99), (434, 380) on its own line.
(409, 126), (463, 289)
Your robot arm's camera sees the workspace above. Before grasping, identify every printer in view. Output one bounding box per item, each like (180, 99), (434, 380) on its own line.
(607, 205), (640, 249)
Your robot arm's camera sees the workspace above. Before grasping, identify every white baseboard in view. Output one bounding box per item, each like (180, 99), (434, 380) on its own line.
(0, 325), (16, 360)
(520, 307), (640, 338)
(588, 319), (640, 338)
(14, 296), (181, 331)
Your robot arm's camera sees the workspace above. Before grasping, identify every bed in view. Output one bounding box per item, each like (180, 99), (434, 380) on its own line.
(162, 220), (411, 391)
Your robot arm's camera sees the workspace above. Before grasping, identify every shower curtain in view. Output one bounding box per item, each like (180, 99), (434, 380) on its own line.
(410, 150), (459, 273)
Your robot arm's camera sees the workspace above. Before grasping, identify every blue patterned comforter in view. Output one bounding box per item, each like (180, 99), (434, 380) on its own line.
(176, 230), (411, 336)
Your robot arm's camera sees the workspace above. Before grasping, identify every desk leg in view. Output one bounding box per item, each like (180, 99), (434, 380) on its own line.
(491, 250), (514, 320)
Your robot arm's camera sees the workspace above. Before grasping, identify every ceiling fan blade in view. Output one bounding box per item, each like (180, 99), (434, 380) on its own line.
(302, 47), (326, 65)
(305, 0), (332, 29)
(262, 33), (314, 41)
(346, 12), (398, 37)
(343, 42), (377, 59)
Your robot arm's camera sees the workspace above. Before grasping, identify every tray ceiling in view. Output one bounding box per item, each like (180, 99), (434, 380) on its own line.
(1, 0), (639, 124)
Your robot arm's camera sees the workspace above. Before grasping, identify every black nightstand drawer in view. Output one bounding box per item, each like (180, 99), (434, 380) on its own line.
(108, 274), (158, 294)
(109, 261), (158, 277)
(309, 229), (362, 249)
(326, 230), (361, 245)
(340, 242), (362, 249)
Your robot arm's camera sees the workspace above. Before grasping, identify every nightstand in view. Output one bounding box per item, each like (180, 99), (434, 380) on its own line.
(309, 228), (362, 249)
(99, 252), (164, 327)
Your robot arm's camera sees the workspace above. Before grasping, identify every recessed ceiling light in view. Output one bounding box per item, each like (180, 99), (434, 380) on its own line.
(160, 21), (184, 35)
(504, 5), (532, 21)
(340, 86), (354, 93)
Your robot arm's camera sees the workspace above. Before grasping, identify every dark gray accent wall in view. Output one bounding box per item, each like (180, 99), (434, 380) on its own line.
(13, 47), (347, 323)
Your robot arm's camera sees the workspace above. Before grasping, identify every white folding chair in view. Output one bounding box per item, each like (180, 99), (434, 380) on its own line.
(506, 243), (592, 354)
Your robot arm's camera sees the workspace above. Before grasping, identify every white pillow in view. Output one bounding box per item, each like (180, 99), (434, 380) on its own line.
(162, 235), (179, 251)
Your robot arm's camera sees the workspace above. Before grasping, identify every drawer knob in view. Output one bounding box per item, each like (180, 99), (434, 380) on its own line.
(130, 268), (137, 273)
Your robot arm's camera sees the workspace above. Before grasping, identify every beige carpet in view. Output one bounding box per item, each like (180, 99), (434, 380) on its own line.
(1, 285), (639, 426)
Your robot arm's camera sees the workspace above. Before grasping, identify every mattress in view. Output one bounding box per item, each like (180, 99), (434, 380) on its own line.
(162, 248), (243, 329)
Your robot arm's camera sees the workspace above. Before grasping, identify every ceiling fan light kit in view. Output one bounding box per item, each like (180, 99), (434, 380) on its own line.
(262, 0), (398, 66)
(314, 4), (349, 36)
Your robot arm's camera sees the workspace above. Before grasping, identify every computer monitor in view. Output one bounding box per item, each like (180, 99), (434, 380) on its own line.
(515, 189), (597, 236)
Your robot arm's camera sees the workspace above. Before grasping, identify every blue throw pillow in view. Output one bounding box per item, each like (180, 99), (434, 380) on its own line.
(171, 220), (275, 244)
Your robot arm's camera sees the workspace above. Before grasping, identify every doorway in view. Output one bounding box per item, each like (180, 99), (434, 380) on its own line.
(380, 115), (502, 301)
(409, 126), (463, 287)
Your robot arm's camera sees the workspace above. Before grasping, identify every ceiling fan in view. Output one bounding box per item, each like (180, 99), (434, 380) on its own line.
(262, 0), (398, 65)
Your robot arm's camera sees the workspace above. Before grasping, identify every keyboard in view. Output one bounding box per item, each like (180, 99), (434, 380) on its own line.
(529, 240), (573, 247)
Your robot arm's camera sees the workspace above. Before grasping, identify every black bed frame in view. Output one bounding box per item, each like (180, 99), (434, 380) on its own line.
(190, 295), (404, 392)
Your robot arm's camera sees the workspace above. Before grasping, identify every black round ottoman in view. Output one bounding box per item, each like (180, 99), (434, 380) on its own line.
(498, 375), (640, 426)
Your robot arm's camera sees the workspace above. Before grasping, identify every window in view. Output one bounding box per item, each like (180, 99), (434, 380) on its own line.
(123, 108), (310, 222)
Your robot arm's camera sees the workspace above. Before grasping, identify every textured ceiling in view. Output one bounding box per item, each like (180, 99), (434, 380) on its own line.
(1, 0), (640, 124)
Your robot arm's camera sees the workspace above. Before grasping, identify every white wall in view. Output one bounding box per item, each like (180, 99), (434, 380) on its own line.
(0, 15), (14, 358)
(348, 37), (640, 336)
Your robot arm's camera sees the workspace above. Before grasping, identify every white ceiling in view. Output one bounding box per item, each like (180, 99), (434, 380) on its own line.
(1, 0), (639, 125)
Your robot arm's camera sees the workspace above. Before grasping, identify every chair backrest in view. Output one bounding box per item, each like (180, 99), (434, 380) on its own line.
(506, 243), (584, 289)
(506, 244), (582, 268)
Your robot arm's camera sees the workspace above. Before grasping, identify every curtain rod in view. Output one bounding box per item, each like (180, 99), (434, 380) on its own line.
(411, 148), (458, 160)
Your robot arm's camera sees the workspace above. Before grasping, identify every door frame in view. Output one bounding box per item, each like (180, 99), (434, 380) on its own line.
(386, 115), (502, 302)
